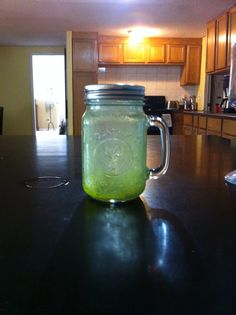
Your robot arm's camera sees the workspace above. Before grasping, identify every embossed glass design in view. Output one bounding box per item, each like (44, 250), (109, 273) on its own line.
(82, 84), (170, 202)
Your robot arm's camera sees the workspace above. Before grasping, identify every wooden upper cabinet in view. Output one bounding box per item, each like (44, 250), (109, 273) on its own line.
(72, 32), (98, 135)
(73, 38), (98, 72)
(98, 43), (122, 64)
(227, 6), (236, 67)
(123, 44), (146, 63)
(96, 36), (201, 83)
(206, 20), (216, 73)
(166, 44), (185, 64)
(215, 12), (228, 71)
(180, 45), (201, 85)
(146, 44), (165, 63)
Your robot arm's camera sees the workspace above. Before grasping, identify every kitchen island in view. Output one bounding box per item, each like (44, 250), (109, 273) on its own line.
(0, 135), (236, 315)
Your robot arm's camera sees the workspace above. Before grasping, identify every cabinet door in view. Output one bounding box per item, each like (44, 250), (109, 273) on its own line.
(222, 119), (236, 139)
(192, 115), (198, 134)
(207, 117), (222, 136)
(180, 45), (201, 85)
(215, 13), (228, 71)
(146, 44), (165, 63)
(198, 116), (207, 129)
(193, 115), (199, 127)
(198, 116), (207, 134)
(227, 6), (236, 67)
(172, 113), (183, 134)
(166, 44), (185, 63)
(206, 20), (216, 73)
(98, 43), (122, 64)
(123, 44), (146, 63)
(183, 114), (193, 126)
(183, 126), (193, 135)
(73, 39), (98, 71)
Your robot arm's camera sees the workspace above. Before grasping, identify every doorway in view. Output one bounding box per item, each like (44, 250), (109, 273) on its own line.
(32, 55), (66, 135)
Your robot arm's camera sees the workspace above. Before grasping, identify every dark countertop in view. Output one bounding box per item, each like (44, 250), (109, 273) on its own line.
(182, 110), (236, 119)
(0, 135), (236, 315)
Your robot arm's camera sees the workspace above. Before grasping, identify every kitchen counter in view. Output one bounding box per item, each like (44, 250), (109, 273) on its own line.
(183, 110), (236, 119)
(0, 135), (236, 315)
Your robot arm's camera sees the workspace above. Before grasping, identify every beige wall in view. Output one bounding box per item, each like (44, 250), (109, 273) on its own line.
(0, 46), (64, 135)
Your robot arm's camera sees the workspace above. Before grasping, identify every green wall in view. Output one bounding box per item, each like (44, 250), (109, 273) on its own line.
(0, 46), (64, 135)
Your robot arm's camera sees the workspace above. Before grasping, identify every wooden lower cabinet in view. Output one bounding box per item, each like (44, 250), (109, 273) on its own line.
(222, 119), (236, 139)
(183, 126), (193, 135)
(183, 114), (193, 135)
(172, 112), (183, 134)
(198, 128), (207, 135)
(207, 117), (222, 136)
(183, 114), (193, 126)
(198, 116), (207, 134)
(173, 113), (236, 139)
(192, 115), (199, 135)
(193, 115), (198, 127)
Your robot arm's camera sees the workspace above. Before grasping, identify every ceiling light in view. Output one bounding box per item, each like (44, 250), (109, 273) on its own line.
(126, 27), (161, 45)
(128, 30), (144, 46)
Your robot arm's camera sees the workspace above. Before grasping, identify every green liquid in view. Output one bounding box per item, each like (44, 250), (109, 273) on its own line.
(82, 107), (148, 202)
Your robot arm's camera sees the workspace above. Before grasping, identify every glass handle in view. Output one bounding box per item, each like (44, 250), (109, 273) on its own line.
(147, 116), (170, 179)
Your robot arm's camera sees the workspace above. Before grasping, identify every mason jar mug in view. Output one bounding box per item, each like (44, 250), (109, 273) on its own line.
(82, 84), (170, 203)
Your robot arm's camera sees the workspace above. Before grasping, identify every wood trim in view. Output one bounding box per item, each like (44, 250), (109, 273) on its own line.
(72, 32), (98, 39)
(98, 35), (202, 46)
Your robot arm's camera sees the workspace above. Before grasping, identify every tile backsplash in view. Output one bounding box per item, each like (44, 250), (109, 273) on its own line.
(98, 66), (197, 101)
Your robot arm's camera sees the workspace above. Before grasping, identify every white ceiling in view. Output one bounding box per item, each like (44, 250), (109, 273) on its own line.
(0, 0), (235, 46)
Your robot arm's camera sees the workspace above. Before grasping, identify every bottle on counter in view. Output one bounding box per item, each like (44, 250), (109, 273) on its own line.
(190, 95), (197, 111)
(183, 96), (189, 110)
(215, 103), (220, 113)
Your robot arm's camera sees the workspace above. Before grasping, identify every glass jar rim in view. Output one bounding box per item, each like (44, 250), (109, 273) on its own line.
(84, 84), (145, 101)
